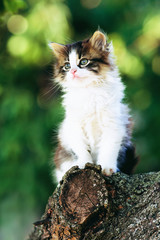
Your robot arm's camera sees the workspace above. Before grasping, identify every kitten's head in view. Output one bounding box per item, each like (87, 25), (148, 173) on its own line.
(50, 31), (114, 88)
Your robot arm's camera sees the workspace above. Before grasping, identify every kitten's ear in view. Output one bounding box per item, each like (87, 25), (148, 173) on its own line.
(49, 42), (66, 57)
(89, 31), (107, 51)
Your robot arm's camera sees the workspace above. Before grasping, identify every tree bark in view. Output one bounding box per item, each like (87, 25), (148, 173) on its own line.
(28, 163), (160, 240)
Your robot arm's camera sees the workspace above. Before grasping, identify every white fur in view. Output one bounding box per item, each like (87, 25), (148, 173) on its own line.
(55, 48), (129, 181)
(69, 50), (78, 69)
(62, 50), (102, 89)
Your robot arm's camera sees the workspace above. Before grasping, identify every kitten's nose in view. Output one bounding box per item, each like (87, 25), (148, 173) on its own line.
(71, 69), (77, 75)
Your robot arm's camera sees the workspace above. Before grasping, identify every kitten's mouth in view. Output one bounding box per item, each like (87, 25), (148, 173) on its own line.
(72, 74), (81, 79)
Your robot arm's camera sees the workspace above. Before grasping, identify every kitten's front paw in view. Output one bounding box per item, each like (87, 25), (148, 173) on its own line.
(78, 160), (92, 169)
(77, 154), (93, 169)
(102, 167), (117, 176)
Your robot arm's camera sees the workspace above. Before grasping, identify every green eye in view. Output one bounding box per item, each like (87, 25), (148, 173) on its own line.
(64, 62), (71, 70)
(80, 58), (89, 66)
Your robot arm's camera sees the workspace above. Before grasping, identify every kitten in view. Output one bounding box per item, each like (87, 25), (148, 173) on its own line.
(49, 31), (138, 182)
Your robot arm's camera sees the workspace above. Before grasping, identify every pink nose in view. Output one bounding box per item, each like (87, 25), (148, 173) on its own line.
(71, 69), (77, 75)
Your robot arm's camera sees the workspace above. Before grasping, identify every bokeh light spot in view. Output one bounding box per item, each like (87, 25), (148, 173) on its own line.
(152, 56), (160, 76)
(143, 14), (160, 38)
(7, 36), (29, 57)
(7, 15), (28, 35)
(135, 14), (160, 56)
(111, 33), (144, 78)
(81, 0), (101, 9)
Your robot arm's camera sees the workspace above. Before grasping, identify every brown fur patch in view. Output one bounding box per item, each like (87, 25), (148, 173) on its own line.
(54, 142), (73, 169)
(89, 31), (107, 51)
(83, 42), (110, 68)
(50, 43), (68, 59)
(52, 31), (114, 82)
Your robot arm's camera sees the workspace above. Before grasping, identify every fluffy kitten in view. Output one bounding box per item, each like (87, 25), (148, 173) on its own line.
(50, 31), (138, 182)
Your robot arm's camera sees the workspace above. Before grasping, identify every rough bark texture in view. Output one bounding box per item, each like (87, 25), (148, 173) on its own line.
(28, 163), (160, 240)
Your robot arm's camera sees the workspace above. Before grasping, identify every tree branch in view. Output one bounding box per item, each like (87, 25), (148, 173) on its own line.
(28, 163), (160, 240)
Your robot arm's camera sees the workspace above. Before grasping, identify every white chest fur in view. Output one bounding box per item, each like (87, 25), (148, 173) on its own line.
(61, 84), (127, 153)
(56, 82), (129, 181)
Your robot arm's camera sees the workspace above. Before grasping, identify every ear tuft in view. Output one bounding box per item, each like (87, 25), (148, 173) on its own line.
(49, 42), (66, 57)
(89, 31), (107, 51)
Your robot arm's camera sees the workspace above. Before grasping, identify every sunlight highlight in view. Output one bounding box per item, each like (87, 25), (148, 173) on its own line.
(7, 36), (29, 57)
(152, 56), (160, 75)
(135, 14), (160, 56)
(110, 33), (144, 78)
(7, 15), (28, 35)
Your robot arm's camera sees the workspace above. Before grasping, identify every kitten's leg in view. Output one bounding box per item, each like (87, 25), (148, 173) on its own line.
(54, 143), (76, 182)
(97, 127), (125, 175)
(59, 121), (92, 168)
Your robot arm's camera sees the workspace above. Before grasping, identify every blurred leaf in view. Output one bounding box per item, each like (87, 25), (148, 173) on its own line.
(4, 0), (27, 13)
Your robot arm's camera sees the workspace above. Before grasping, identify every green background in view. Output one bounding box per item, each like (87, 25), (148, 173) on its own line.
(0, 0), (160, 239)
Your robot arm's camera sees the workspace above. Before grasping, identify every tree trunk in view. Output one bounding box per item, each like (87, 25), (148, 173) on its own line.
(28, 163), (160, 240)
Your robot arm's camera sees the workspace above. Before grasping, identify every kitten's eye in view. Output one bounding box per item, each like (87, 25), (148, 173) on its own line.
(79, 58), (89, 67)
(63, 62), (71, 71)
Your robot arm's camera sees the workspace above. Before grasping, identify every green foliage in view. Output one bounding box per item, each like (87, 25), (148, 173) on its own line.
(0, 0), (160, 239)
(4, 0), (27, 13)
